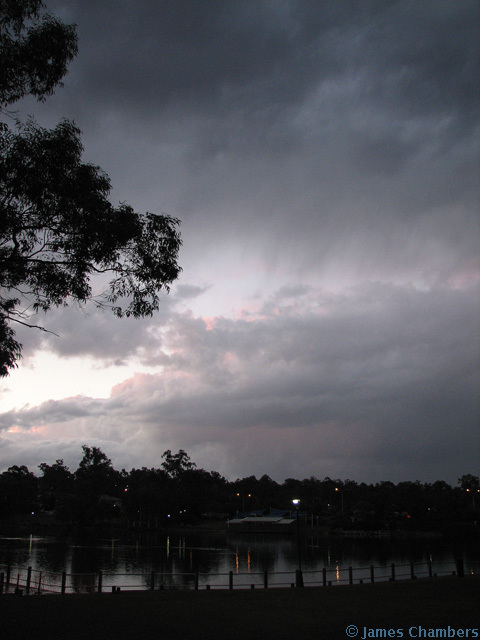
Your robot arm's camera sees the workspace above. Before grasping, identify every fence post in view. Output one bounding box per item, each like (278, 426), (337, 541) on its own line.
(194, 572), (199, 590)
(296, 569), (304, 588)
(15, 572), (22, 596)
(456, 558), (464, 578)
(322, 567), (327, 587)
(61, 571), (67, 595)
(391, 563), (395, 581)
(150, 571), (155, 591)
(26, 566), (32, 595)
(98, 570), (103, 593)
(348, 566), (353, 585)
(264, 570), (268, 589)
(428, 559), (433, 578)
(370, 565), (375, 583)
(6, 565), (11, 593)
(229, 570), (233, 590)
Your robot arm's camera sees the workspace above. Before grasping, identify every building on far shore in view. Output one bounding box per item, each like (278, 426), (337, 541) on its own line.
(227, 509), (299, 534)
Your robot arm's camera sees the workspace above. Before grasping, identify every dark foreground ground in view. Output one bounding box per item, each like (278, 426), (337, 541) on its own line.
(1, 576), (479, 640)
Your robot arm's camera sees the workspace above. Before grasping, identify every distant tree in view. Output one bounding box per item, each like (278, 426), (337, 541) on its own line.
(68, 446), (123, 524)
(173, 468), (228, 520)
(123, 467), (171, 528)
(254, 474), (279, 507)
(458, 474), (480, 491)
(38, 458), (73, 511)
(458, 474), (480, 512)
(39, 458), (72, 487)
(75, 445), (121, 496)
(0, 464), (38, 516)
(76, 445), (113, 477)
(282, 476), (303, 500)
(0, 1), (182, 375)
(161, 449), (196, 479)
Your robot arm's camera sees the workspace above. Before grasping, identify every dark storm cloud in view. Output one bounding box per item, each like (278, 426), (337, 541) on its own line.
(55, 1), (478, 122)
(28, 0), (477, 278)
(38, 0), (478, 183)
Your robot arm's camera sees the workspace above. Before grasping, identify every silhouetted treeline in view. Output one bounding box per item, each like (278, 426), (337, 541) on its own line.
(0, 446), (478, 535)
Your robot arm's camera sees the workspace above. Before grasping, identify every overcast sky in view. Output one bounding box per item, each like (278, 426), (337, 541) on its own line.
(1, 0), (479, 485)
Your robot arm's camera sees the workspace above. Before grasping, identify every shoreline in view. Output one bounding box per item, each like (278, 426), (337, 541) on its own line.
(1, 516), (470, 540)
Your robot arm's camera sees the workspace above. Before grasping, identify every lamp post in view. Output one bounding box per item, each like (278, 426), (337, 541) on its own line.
(466, 489), (480, 509)
(293, 499), (303, 587)
(335, 487), (344, 515)
(236, 493), (252, 513)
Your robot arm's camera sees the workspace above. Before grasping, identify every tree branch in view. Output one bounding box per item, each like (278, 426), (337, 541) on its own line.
(8, 316), (60, 337)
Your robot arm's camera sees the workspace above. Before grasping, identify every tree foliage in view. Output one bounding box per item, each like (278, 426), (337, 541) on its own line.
(0, 0), (78, 107)
(0, 463), (38, 516)
(0, 1), (182, 375)
(38, 458), (73, 511)
(75, 445), (120, 494)
(458, 474), (480, 491)
(161, 449), (196, 478)
(1, 445), (479, 533)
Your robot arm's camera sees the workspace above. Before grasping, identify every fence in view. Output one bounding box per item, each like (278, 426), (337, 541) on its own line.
(0, 558), (473, 596)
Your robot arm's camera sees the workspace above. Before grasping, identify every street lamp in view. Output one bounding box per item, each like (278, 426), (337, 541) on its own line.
(292, 499), (303, 587)
(236, 493), (252, 513)
(466, 489), (480, 509)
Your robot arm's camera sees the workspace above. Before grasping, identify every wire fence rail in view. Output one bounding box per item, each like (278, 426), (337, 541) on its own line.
(0, 558), (473, 596)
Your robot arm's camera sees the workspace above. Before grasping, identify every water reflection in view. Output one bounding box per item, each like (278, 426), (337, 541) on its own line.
(0, 531), (478, 592)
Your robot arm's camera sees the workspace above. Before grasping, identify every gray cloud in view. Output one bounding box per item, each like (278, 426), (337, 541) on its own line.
(1, 282), (478, 483)
(20, 1), (476, 291)
(52, 1), (478, 122)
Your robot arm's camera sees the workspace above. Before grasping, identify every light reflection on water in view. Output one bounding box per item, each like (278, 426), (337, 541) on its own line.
(0, 531), (478, 592)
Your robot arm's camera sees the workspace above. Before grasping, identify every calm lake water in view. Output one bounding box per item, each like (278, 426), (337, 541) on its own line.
(0, 530), (478, 593)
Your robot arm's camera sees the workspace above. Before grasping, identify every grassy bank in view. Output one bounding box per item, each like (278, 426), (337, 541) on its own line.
(2, 575), (478, 640)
